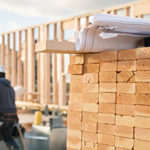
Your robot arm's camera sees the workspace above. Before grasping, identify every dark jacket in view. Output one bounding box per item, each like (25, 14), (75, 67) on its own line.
(0, 78), (16, 113)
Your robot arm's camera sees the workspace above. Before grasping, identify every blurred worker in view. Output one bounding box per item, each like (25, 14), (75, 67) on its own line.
(0, 66), (19, 150)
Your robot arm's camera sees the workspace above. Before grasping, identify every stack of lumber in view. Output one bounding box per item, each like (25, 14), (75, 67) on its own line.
(67, 47), (150, 150)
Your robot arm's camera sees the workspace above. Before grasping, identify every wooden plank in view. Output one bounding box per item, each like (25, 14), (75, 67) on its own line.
(58, 22), (66, 106)
(133, 0), (150, 17)
(39, 25), (51, 104)
(54, 23), (57, 40)
(36, 52), (40, 103)
(113, 9), (117, 15)
(17, 31), (23, 85)
(24, 30), (28, 101)
(53, 23), (58, 105)
(12, 32), (17, 86)
(0, 35), (5, 66)
(35, 40), (86, 54)
(126, 7), (130, 16)
(38, 26), (46, 104)
(75, 18), (80, 31)
(107, 11), (112, 14)
(46, 24), (49, 40)
(16, 101), (68, 112)
(37, 26), (41, 103)
(45, 53), (51, 104)
(6, 34), (11, 80)
(27, 28), (35, 102)
(45, 24), (51, 104)
(38, 27), (41, 42)
(17, 31), (23, 101)
(63, 20), (75, 30)
(85, 16), (89, 27)
(59, 54), (66, 106)
(39, 52), (45, 104)
(52, 54), (58, 104)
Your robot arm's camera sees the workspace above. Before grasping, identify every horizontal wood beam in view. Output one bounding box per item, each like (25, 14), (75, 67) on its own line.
(16, 101), (68, 112)
(35, 40), (87, 54)
(63, 20), (75, 30)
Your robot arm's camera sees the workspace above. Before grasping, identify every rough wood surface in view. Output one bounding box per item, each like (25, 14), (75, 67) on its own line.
(67, 47), (150, 150)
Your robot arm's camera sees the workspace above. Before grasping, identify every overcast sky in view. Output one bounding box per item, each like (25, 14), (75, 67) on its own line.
(0, 0), (139, 33)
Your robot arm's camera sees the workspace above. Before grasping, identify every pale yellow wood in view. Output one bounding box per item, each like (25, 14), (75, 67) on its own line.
(46, 25), (49, 40)
(58, 22), (66, 106)
(126, 7), (130, 16)
(44, 53), (51, 104)
(17, 31), (23, 101)
(63, 20), (75, 30)
(75, 18), (80, 31)
(6, 34), (11, 80)
(107, 11), (112, 14)
(38, 25), (46, 104)
(46, 25), (51, 104)
(27, 28), (35, 102)
(23, 30), (28, 102)
(53, 23), (58, 105)
(85, 16), (89, 27)
(39, 53), (45, 104)
(59, 54), (66, 106)
(133, 0), (150, 17)
(17, 31), (23, 85)
(37, 52), (40, 103)
(38, 27), (41, 42)
(39, 25), (51, 104)
(0, 35), (5, 67)
(35, 40), (85, 54)
(12, 32), (17, 87)
(113, 9), (117, 15)
(60, 22), (64, 40)
(37, 27), (41, 103)
(16, 101), (68, 112)
(52, 54), (58, 104)
(54, 23), (57, 41)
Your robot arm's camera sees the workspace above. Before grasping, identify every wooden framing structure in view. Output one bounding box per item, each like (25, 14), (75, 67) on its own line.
(0, 0), (150, 108)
